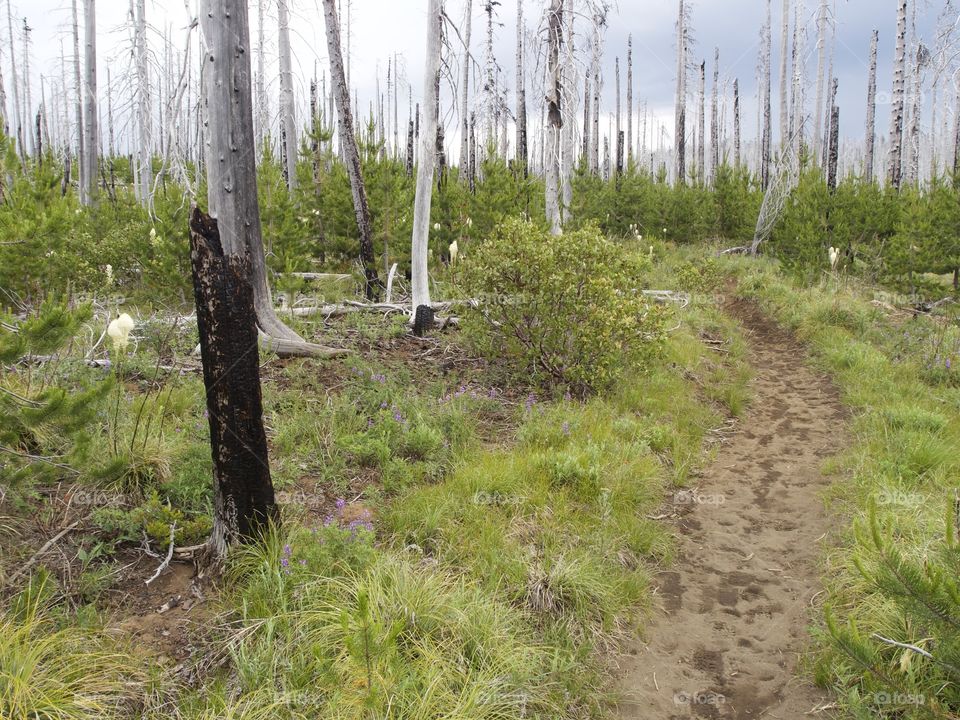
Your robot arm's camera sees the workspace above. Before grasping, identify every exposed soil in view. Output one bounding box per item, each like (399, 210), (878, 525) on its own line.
(616, 299), (846, 719)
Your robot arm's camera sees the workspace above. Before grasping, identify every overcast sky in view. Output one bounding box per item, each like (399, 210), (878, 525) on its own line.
(8, 0), (951, 155)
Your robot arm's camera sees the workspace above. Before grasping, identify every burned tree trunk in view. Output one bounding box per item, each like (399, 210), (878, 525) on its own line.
(321, 0), (381, 299)
(190, 208), (276, 563)
(201, 0), (342, 357)
(865, 28), (878, 183)
(733, 78), (741, 168)
(459, 0), (472, 183)
(544, 0), (562, 235)
(82, 0), (98, 205)
(515, 0), (527, 172)
(278, 0), (298, 190)
(889, 0), (907, 190)
(827, 92), (839, 191)
(674, 0), (687, 184)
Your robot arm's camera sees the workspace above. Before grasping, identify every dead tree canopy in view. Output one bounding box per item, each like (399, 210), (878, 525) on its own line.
(189, 206), (276, 564)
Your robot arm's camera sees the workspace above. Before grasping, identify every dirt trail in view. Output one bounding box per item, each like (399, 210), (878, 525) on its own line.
(616, 300), (845, 719)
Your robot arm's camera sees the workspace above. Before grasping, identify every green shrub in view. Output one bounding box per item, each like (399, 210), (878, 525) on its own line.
(459, 218), (666, 395)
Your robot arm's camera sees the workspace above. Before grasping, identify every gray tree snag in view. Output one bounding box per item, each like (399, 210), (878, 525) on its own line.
(515, 0), (526, 171)
(410, 0), (442, 314)
(71, 0), (84, 200)
(321, 0), (382, 300)
(888, 0), (907, 190)
(779, 0), (789, 147)
(255, 0), (267, 150)
(201, 0), (343, 358)
(760, 0), (773, 190)
(733, 77), (740, 167)
(189, 207), (276, 565)
(865, 28), (878, 183)
(710, 47), (718, 181)
(459, 0), (472, 183)
(812, 0), (827, 163)
(278, 0), (298, 190)
(697, 59), (705, 183)
(615, 56), (622, 176)
(544, 0), (562, 235)
(826, 79), (839, 191)
(82, 0), (97, 205)
(560, 0), (575, 220)
(583, 73), (591, 163)
(134, 0), (151, 207)
(674, 0), (687, 184)
(590, 8), (604, 175)
(627, 35), (633, 165)
(7, 0), (23, 160)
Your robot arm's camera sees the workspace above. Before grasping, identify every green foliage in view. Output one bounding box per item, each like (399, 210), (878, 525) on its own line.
(0, 301), (113, 490)
(459, 218), (666, 395)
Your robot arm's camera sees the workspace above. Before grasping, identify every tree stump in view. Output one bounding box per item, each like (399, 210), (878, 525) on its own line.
(189, 206), (276, 564)
(413, 304), (435, 337)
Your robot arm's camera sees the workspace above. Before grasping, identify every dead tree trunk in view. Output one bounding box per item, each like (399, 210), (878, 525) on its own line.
(760, 0), (773, 190)
(321, 0), (381, 299)
(278, 0), (298, 190)
(812, 0), (828, 163)
(560, 0), (575, 220)
(674, 0), (687, 184)
(615, 56), (622, 176)
(515, 0), (527, 171)
(189, 207), (276, 564)
(865, 28), (878, 182)
(590, 13), (602, 174)
(544, 0), (562, 235)
(827, 84), (839, 191)
(733, 78), (741, 168)
(697, 60), (705, 183)
(888, 0), (907, 190)
(627, 35), (633, 166)
(135, 0), (151, 207)
(71, 0), (85, 200)
(82, 0), (98, 205)
(201, 0), (343, 357)
(410, 0), (442, 313)
(7, 0), (22, 160)
(459, 0), (472, 183)
(778, 0), (789, 147)
(710, 47), (719, 181)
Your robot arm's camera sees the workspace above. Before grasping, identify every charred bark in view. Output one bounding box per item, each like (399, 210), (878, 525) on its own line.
(189, 207), (276, 564)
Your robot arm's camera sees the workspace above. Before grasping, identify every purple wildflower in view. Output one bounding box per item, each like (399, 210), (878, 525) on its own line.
(947, 358), (952, 369)
(562, 421), (570, 435)
(283, 544), (291, 556)
(335, 498), (346, 511)
(280, 557), (289, 568)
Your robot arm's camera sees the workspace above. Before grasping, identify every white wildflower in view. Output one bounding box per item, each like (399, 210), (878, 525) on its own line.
(107, 313), (135, 352)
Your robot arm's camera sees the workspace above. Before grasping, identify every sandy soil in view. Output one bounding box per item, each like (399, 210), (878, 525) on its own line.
(616, 299), (846, 719)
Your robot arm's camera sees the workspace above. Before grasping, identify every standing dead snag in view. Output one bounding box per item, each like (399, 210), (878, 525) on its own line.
(189, 207), (276, 563)
(321, 0), (382, 300)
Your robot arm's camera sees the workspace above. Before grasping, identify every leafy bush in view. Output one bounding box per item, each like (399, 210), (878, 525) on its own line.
(459, 218), (666, 395)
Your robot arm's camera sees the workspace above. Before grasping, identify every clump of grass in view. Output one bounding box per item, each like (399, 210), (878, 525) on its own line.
(0, 572), (143, 719)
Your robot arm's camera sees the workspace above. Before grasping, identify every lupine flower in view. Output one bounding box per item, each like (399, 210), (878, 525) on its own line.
(335, 498), (346, 511)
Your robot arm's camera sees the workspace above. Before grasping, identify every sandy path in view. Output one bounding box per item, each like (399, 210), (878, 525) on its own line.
(616, 300), (845, 719)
